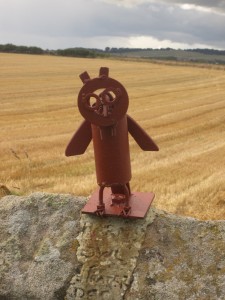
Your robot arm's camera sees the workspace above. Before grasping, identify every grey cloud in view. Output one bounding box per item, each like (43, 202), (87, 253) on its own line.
(82, 1), (225, 46)
(0, 0), (225, 49)
(106, 0), (225, 11)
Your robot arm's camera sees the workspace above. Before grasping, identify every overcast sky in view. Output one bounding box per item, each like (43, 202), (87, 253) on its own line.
(0, 0), (225, 50)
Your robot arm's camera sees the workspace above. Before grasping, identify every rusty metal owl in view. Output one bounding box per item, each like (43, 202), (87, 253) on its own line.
(66, 67), (158, 218)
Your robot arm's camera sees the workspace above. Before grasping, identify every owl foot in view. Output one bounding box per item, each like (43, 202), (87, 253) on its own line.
(95, 204), (105, 216)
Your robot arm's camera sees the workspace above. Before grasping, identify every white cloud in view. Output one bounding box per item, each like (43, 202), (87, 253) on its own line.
(127, 35), (213, 49)
(179, 3), (225, 15)
(180, 4), (211, 12)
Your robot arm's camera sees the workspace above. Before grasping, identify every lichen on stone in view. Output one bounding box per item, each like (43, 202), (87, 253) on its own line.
(65, 210), (156, 300)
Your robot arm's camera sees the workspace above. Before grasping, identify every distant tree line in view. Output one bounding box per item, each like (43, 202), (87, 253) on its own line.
(105, 47), (225, 55)
(1, 44), (225, 63)
(0, 43), (44, 54)
(0, 44), (108, 58)
(55, 47), (106, 58)
(187, 48), (225, 56)
(105, 47), (174, 53)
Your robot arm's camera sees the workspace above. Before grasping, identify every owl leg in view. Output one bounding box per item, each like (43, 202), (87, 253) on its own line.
(95, 185), (105, 216)
(126, 182), (131, 195)
(120, 184), (131, 216)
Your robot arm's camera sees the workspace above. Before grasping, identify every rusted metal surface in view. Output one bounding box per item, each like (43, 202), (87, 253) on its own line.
(66, 67), (159, 218)
(82, 189), (155, 219)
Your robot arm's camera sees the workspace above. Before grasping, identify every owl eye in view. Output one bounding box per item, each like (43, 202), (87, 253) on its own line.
(83, 93), (100, 111)
(101, 87), (121, 104)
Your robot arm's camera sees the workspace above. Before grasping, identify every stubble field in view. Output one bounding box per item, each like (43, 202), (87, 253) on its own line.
(0, 53), (225, 220)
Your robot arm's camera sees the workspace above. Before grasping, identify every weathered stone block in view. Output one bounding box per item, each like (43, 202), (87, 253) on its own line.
(0, 193), (224, 300)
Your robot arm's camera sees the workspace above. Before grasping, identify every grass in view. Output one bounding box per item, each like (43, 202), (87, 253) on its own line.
(0, 53), (225, 220)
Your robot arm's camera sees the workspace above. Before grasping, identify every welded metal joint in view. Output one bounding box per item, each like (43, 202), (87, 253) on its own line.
(65, 67), (159, 219)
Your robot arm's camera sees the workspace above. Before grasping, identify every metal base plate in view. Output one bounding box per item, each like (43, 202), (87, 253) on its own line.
(82, 188), (155, 219)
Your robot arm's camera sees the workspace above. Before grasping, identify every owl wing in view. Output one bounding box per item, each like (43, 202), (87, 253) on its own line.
(127, 115), (159, 151)
(65, 120), (92, 156)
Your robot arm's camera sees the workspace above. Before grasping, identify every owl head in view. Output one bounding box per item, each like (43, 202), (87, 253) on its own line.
(77, 67), (129, 126)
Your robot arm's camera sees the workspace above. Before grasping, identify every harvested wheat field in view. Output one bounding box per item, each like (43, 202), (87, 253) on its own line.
(0, 53), (225, 220)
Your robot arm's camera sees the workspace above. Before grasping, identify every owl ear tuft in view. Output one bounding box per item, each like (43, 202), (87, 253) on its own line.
(99, 67), (109, 78)
(80, 71), (91, 84)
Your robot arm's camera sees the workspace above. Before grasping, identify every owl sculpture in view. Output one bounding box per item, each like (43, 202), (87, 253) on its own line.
(66, 67), (158, 218)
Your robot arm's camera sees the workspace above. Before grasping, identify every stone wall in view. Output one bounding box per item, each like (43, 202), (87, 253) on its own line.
(0, 193), (224, 299)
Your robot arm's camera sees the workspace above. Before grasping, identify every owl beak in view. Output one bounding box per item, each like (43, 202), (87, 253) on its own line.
(102, 94), (112, 117)
(103, 104), (108, 117)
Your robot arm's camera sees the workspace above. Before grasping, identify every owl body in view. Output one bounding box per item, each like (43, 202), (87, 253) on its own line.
(91, 116), (131, 186)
